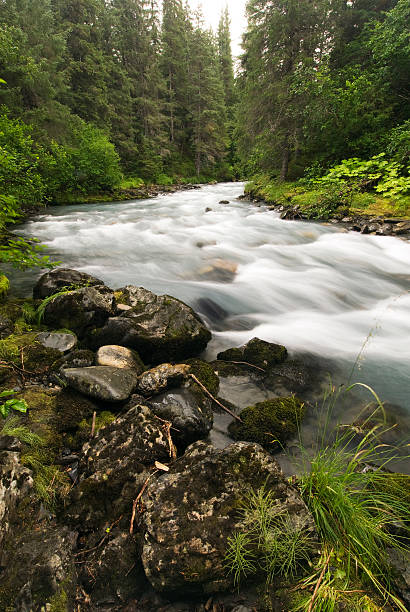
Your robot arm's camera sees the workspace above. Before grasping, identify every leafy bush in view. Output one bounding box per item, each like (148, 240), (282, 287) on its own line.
(315, 154), (410, 200)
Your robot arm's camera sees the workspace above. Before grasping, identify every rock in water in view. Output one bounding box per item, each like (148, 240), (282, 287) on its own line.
(228, 397), (305, 451)
(62, 366), (139, 402)
(141, 441), (316, 596)
(96, 344), (144, 372)
(33, 268), (106, 299)
(88, 286), (211, 364)
(37, 331), (77, 353)
(218, 337), (287, 369)
(42, 286), (116, 337)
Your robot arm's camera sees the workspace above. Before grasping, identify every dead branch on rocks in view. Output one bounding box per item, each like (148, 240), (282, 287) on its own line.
(189, 373), (243, 423)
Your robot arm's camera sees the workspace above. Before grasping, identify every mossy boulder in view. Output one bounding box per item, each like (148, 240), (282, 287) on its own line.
(186, 358), (220, 397)
(33, 268), (106, 300)
(87, 286), (212, 364)
(228, 397), (305, 452)
(64, 404), (170, 531)
(41, 286), (116, 337)
(141, 441), (316, 597)
(217, 337), (287, 370)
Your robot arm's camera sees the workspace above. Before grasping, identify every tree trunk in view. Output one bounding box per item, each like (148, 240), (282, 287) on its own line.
(280, 141), (289, 181)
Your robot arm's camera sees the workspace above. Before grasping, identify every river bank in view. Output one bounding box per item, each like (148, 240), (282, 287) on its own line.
(0, 267), (409, 611)
(245, 177), (410, 237)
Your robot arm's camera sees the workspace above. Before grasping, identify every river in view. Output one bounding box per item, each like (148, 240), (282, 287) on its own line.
(9, 182), (410, 417)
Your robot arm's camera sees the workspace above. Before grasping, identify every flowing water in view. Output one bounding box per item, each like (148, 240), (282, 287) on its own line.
(9, 182), (410, 421)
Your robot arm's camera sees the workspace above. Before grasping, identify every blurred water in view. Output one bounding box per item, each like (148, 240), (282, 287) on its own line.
(9, 182), (410, 410)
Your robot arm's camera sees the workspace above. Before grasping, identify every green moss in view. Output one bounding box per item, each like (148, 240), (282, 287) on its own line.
(186, 358), (220, 396)
(0, 332), (60, 372)
(78, 410), (116, 434)
(48, 587), (68, 612)
(0, 274), (10, 301)
(114, 290), (126, 303)
(228, 397), (305, 452)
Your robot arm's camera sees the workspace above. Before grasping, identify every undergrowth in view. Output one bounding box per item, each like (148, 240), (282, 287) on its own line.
(225, 383), (410, 611)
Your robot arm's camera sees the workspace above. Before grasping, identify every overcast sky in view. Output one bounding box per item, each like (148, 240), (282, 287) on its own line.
(188, 0), (247, 60)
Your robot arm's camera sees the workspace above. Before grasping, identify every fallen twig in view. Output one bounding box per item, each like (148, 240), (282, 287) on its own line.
(90, 411), (96, 438)
(189, 373), (243, 423)
(220, 359), (266, 373)
(130, 471), (158, 535)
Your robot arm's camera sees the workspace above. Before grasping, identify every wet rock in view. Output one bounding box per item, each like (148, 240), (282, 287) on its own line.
(196, 297), (229, 326)
(0, 525), (77, 612)
(218, 337), (287, 370)
(147, 382), (213, 449)
(37, 331), (77, 353)
(198, 259), (238, 282)
(33, 267), (106, 300)
(64, 404), (169, 530)
(392, 221), (410, 235)
(88, 286), (211, 364)
(389, 548), (410, 607)
(141, 441), (316, 597)
(62, 366), (139, 403)
(228, 397), (305, 452)
(264, 359), (315, 393)
(0, 451), (34, 550)
(137, 363), (190, 396)
(219, 200), (230, 204)
(57, 349), (95, 371)
(42, 285), (116, 337)
(0, 314), (13, 339)
(96, 344), (144, 372)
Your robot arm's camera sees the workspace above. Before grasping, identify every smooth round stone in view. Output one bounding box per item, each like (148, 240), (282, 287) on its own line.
(96, 345), (144, 372)
(63, 366), (139, 402)
(37, 331), (77, 353)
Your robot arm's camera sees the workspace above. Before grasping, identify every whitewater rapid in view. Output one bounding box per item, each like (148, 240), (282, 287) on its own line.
(10, 182), (410, 408)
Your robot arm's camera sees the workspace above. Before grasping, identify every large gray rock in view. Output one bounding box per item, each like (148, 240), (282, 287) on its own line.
(37, 331), (77, 353)
(64, 404), (170, 530)
(141, 441), (316, 597)
(63, 366), (139, 402)
(96, 344), (144, 372)
(42, 285), (116, 337)
(88, 286), (211, 364)
(33, 268), (106, 300)
(136, 363), (190, 396)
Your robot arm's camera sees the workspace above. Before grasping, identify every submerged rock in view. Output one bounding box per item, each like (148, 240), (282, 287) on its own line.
(37, 331), (77, 353)
(33, 268), (106, 300)
(88, 286), (211, 364)
(228, 397), (305, 451)
(218, 337), (287, 370)
(141, 441), (316, 597)
(42, 285), (116, 337)
(96, 344), (144, 372)
(62, 366), (139, 403)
